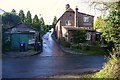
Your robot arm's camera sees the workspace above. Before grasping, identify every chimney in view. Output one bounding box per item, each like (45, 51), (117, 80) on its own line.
(66, 4), (70, 10)
(74, 6), (78, 27)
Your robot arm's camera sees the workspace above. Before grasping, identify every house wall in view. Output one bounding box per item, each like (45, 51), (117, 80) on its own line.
(59, 11), (94, 28)
(11, 34), (20, 50)
(67, 30), (73, 42)
(55, 5), (95, 43)
(66, 30), (96, 43)
(60, 11), (75, 27)
(85, 31), (96, 43)
(55, 20), (61, 39)
(11, 33), (34, 50)
(91, 32), (96, 43)
(62, 27), (67, 38)
(62, 27), (68, 41)
(78, 13), (94, 27)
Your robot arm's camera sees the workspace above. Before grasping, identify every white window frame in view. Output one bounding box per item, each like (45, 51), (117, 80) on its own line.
(83, 16), (89, 23)
(86, 32), (91, 40)
(65, 20), (71, 26)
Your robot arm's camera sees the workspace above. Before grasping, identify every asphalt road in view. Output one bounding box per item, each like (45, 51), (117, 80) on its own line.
(2, 32), (107, 78)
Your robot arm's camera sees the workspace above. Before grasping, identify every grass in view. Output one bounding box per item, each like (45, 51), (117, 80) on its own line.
(71, 48), (107, 55)
(49, 73), (95, 78)
(94, 59), (120, 79)
(78, 73), (95, 78)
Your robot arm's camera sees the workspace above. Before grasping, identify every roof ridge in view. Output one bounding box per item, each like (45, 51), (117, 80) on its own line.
(66, 8), (74, 12)
(78, 12), (94, 17)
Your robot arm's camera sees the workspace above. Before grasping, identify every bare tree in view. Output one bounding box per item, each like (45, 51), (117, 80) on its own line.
(88, 0), (119, 17)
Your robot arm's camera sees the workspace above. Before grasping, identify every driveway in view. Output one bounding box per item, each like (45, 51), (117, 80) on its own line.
(2, 32), (107, 78)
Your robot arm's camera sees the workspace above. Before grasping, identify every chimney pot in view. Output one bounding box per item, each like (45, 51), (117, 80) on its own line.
(75, 6), (78, 11)
(66, 4), (70, 10)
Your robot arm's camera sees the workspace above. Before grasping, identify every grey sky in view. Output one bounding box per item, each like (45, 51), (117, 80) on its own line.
(0, 0), (101, 24)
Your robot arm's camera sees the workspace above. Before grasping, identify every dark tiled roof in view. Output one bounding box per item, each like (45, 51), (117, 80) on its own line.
(55, 7), (94, 25)
(55, 8), (75, 25)
(5, 23), (36, 34)
(78, 12), (94, 17)
(66, 8), (74, 12)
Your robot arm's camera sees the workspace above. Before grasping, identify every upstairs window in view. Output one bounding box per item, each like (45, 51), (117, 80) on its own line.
(83, 16), (89, 23)
(65, 20), (71, 26)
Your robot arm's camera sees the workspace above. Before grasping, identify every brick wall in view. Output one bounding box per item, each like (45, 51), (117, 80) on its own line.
(60, 11), (75, 27)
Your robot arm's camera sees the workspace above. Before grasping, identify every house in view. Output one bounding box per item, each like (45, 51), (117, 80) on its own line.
(5, 23), (40, 51)
(54, 4), (96, 43)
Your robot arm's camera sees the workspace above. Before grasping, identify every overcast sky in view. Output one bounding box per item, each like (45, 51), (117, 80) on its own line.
(0, 0), (101, 25)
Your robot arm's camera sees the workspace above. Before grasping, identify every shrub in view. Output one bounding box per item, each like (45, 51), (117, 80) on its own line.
(2, 41), (11, 52)
(71, 29), (86, 44)
(79, 43), (89, 50)
(70, 43), (79, 49)
(58, 37), (70, 48)
(94, 49), (120, 79)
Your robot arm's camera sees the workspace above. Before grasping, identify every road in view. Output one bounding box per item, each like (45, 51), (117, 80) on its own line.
(2, 32), (107, 78)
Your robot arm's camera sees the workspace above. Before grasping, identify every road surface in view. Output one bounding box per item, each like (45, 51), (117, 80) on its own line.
(2, 32), (107, 78)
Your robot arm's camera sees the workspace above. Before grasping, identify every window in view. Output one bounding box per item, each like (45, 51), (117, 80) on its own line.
(65, 20), (71, 26)
(83, 16), (89, 22)
(86, 32), (91, 40)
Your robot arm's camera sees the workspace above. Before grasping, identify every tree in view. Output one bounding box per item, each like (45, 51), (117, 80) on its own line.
(11, 9), (16, 14)
(32, 15), (41, 42)
(24, 11), (32, 26)
(94, 15), (106, 29)
(71, 30), (86, 44)
(2, 12), (22, 51)
(46, 25), (53, 30)
(18, 10), (25, 22)
(51, 16), (57, 29)
(103, 2), (120, 49)
(52, 16), (57, 26)
(88, 1), (120, 79)
(2, 12), (21, 30)
(27, 11), (32, 23)
(89, 1), (116, 17)
(32, 15), (41, 31)
(90, 1), (120, 49)
(40, 17), (46, 31)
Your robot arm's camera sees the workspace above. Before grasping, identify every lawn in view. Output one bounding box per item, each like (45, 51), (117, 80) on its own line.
(71, 48), (107, 55)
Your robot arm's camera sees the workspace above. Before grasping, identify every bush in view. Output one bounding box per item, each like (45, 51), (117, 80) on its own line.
(79, 43), (89, 50)
(2, 41), (11, 52)
(71, 30), (86, 44)
(70, 43), (79, 49)
(58, 37), (70, 48)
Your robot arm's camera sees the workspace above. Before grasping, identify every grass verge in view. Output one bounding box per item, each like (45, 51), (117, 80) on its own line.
(71, 48), (107, 55)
